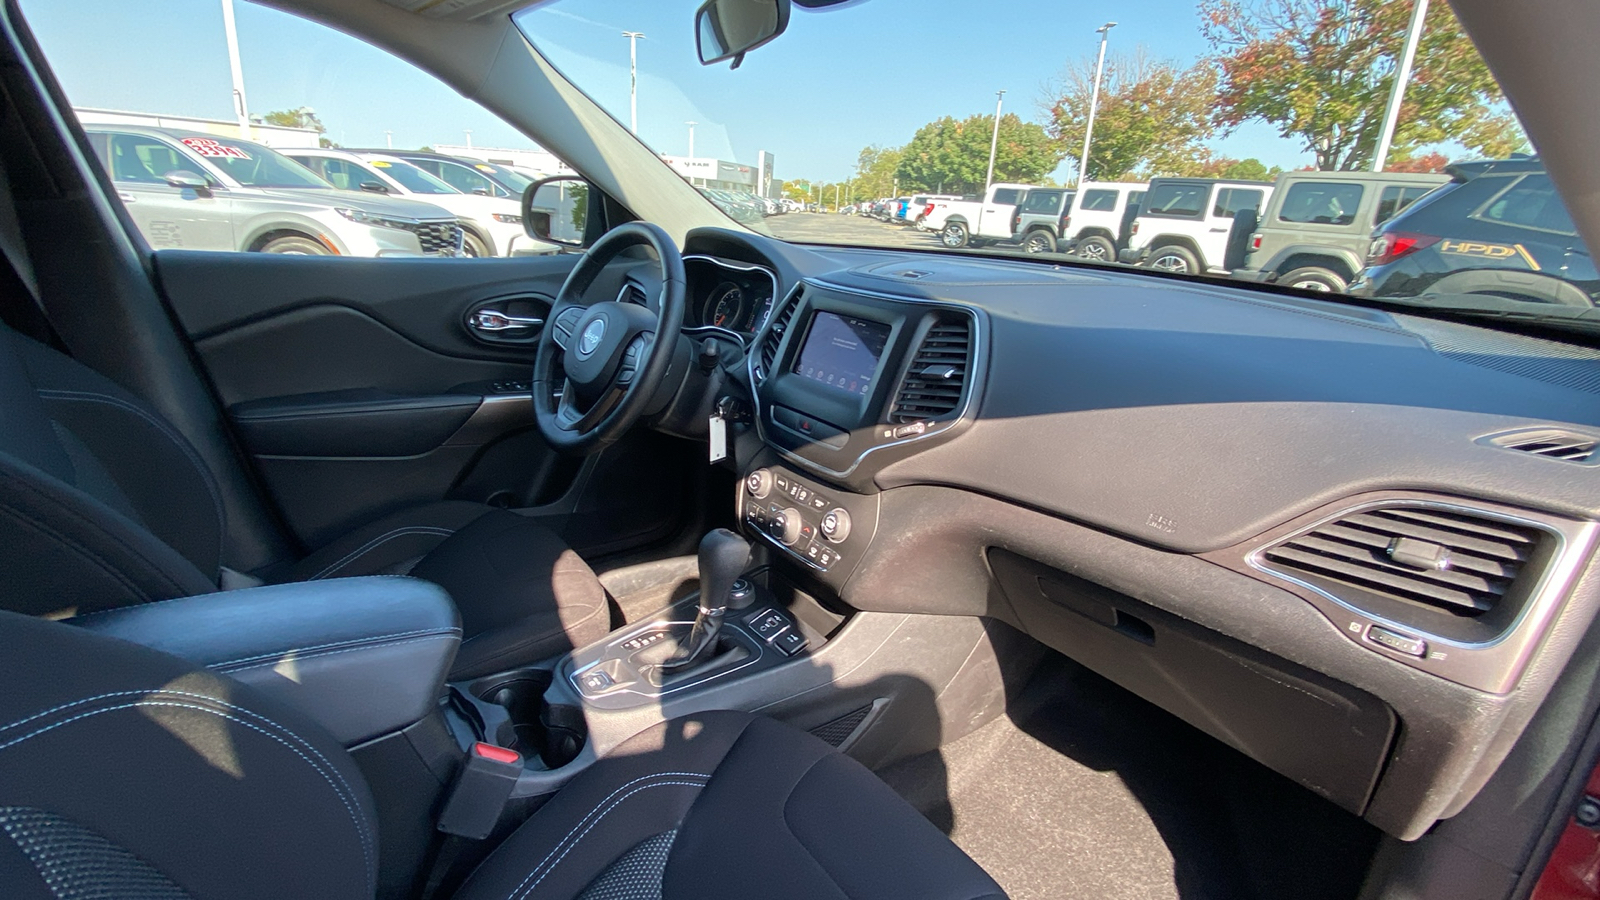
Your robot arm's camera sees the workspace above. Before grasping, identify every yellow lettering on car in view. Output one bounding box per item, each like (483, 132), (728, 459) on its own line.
(1439, 239), (1519, 259)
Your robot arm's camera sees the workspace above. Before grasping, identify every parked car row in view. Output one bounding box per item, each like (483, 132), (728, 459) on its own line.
(81, 124), (566, 258)
(696, 187), (799, 224)
(853, 161), (1592, 312)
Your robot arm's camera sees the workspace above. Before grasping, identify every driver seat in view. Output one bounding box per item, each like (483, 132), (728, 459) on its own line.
(0, 320), (610, 679)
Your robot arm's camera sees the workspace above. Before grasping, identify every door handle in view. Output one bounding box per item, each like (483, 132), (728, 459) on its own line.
(118, 192), (136, 203)
(468, 310), (544, 333)
(1209, 227), (1228, 233)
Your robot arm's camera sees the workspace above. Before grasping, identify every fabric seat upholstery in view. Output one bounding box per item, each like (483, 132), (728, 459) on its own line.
(0, 322), (608, 676)
(0, 611), (1008, 900)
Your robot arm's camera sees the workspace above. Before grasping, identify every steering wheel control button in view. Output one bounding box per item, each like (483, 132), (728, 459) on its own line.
(819, 508), (852, 543)
(1366, 625), (1427, 657)
(747, 608), (791, 641)
(774, 629), (808, 656)
(746, 469), (773, 498)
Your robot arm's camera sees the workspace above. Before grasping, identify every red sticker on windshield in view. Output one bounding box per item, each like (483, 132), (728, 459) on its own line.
(182, 137), (250, 160)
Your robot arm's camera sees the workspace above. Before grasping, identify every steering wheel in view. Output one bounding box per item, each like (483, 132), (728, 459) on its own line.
(533, 222), (686, 454)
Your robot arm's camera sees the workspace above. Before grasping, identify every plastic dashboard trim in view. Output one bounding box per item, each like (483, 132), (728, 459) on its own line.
(744, 276), (988, 480)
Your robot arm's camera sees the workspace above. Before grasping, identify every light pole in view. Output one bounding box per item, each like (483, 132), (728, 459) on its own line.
(384, 130), (393, 149)
(1078, 22), (1117, 187)
(623, 31), (645, 134)
(686, 121), (696, 157)
(984, 90), (1006, 190)
(220, 0), (251, 139)
(463, 130), (473, 148)
(1372, 0), (1429, 172)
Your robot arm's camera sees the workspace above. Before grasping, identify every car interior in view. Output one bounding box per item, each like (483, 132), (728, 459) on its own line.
(1, 0), (1599, 899)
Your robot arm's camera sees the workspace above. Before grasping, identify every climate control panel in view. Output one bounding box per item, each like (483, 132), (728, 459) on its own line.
(742, 465), (874, 583)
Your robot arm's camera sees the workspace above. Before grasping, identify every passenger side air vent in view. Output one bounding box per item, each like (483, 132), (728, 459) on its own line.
(1261, 506), (1544, 621)
(755, 286), (800, 384)
(891, 314), (973, 423)
(1491, 428), (1599, 463)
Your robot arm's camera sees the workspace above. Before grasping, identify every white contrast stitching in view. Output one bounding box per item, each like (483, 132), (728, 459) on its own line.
(504, 773), (710, 900)
(208, 627), (462, 668)
(218, 634), (462, 672)
(309, 527), (455, 580)
(0, 691), (371, 851)
(0, 695), (374, 883)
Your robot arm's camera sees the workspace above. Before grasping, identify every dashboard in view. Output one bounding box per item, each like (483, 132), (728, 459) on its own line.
(669, 225), (1600, 845)
(684, 255), (776, 335)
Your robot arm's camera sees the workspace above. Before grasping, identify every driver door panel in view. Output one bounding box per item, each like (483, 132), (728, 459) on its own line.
(155, 250), (580, 547)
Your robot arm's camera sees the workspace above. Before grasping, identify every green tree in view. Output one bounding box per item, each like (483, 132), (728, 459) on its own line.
(896, 113), (1063, 196)
(1201, 0), (1529, 170)
(1043, 51), (1218, 182)
(853, 145), (905, 199)
(260, 107), (335, 148)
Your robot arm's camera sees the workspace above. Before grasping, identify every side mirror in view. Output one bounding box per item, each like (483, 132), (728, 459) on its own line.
(358, 181), (389, 194)
(471, 188), (490, 197)
(695, 0), (790, 69)
(163, 170), (211, 194)
(521, 175), (589, 248)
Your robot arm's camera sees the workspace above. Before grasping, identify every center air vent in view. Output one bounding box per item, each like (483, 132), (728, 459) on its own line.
(892, 314), (973, 423)
(1260, 506), (1546, 640)
(1491, 429), (1599, 463)
(755, 286), (800, 384)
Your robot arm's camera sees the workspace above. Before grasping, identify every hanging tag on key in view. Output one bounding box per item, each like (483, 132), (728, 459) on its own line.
(708, 412), (727, 463)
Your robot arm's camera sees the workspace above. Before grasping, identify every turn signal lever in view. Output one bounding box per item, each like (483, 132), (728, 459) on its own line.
(658, 529), (751, 673)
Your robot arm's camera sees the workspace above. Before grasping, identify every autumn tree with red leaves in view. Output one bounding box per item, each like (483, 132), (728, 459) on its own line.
(1200, 0), (1528, 170)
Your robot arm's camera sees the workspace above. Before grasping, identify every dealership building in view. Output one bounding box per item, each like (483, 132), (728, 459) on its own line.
(661, 152), (779, 199)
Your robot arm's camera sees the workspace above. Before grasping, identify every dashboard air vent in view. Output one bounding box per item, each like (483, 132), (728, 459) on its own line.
(617, 282), (647, 305)
(755, 286), (800, 384)
(1261, 507), (1542, 618)
(892, 314), (972, 423)
(1493, 429), (1598, 463)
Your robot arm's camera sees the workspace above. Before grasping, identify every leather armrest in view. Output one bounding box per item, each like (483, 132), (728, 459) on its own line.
(71, 576), (461, 746)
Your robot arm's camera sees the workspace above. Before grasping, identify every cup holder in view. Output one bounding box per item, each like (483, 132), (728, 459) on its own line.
(467, 670), (588, 770)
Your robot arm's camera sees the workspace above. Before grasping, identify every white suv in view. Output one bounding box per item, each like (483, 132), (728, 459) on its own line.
(286, 148), (528, 257)
(1061, 182), (1146, 261)
(1121, 178), (1274, 275)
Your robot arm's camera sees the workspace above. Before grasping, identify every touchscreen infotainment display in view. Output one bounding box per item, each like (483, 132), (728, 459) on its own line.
(791, 312), (891, 396)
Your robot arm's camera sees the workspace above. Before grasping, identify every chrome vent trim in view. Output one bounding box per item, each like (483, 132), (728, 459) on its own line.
(755, 285), (800, 384)
(1487, 428), (1599, 464)
(891, 314), (972, 423)
(1261, 507), (1541, 617)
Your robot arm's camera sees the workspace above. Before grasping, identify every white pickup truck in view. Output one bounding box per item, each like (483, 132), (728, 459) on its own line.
(922, 183), (1037, 248)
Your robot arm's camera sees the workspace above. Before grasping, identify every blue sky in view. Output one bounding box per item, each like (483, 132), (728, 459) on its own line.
(22, 0), (1318, 184)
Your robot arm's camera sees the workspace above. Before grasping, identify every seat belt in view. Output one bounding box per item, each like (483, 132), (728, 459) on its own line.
(0, 151), (60, 347)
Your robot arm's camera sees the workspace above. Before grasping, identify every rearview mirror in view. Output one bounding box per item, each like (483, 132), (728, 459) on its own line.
(521, 175), (589, 248)
(695, 0), (790, 68)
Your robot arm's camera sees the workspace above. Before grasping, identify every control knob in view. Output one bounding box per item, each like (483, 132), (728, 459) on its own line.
(771, 507), (804, 546)
(745, 468), (773, 499)
(820, 507), (852, 543)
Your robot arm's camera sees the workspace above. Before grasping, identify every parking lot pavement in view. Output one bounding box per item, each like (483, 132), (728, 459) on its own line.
(763, 213), (947, 250)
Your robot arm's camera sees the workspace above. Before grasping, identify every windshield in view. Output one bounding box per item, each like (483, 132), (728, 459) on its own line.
(367, 157), (460, 194)
(182, 135), (328, 188)
(514, 1), (1597, 338)
(485, 163), (534, 193)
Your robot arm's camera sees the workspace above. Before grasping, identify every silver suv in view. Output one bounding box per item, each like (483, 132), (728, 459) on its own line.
(83, 125), (463, 256)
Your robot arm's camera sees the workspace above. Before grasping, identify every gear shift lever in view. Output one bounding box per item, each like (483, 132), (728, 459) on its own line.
(658, 529), (751, 673)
